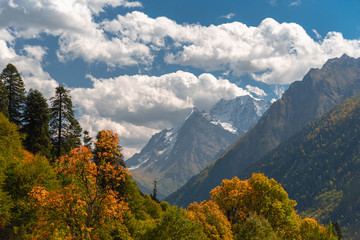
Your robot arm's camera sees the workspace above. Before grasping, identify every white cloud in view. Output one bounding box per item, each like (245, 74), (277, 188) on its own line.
(0, 37), (57, 98)
(0, 0), (149, 66)
(3, 3), (360, 86)
(220, 13), (235, 20)
(101, 12), (360, 84)
(312, 29), (322, 40)
(246, 85), (267, 97)
(269, 0), (278, 6)
(23, 45), (47, 61)
(71, 71), (249, 156)
(289, 0), (302, 6)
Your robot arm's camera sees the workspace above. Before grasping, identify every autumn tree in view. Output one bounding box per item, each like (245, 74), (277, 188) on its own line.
(0, 76), (8, 117)
(299, 218), (337, 240)
(23, 89), (51, 157)
(187, 200), (233, 240)
(50, 85), (81, 158)
(93, 130), (125, 167)
(209, 173), (337, 240)
(30, 146), (129, 239)
(1, 63), (26, 127)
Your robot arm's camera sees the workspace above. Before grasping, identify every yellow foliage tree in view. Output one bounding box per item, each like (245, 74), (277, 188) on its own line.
(188, 200), (233, 240)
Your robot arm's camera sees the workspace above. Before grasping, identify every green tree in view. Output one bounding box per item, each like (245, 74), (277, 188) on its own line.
(233, 213), (280, 240)
(23, 89), (51, 157)
(1, 63), (26, 127)
(150, 180), (159, 203)
(82, 130), (92, 149)
(0, 113), (22, 235)
(49, 85), (81, 158)
(3, 151), (58, 239)
(0, 76), (9, 117)
(145, 206), (207, 240)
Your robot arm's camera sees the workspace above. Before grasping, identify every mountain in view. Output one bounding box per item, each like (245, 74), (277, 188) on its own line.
(126, 108), (238, 199)
(241, 94), (360, 238)
(210, 95), (271, 135)
(166, 54), (360, 207)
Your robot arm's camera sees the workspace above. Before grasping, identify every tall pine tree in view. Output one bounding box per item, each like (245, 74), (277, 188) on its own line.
(0, 76), (9, 117)
(1, 64), (26, 127)
(50, 85), (81, 158)
(23, 89), (51, 157)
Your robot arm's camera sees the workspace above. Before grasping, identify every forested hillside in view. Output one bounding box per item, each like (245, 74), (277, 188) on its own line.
(242, 94), (360, 238)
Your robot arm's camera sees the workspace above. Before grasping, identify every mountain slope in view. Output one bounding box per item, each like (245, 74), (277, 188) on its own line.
(126, 108), (237, 199)
(242, 94), (360, 238)
(166, 54), (360, 206)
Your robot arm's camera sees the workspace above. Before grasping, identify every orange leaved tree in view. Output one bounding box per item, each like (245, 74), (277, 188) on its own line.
(30, 144), (129, 239)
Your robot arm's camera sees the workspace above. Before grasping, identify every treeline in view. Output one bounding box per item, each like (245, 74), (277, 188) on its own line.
(0, 64), (340, 239)
(0, 63), (84, 160)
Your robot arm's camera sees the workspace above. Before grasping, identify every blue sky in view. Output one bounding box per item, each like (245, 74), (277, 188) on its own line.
(1, 0), (360, 156)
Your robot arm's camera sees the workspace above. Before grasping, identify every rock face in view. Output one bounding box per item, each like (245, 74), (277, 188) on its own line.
(166, 54), (360, 207)
(126, 95), (271, 199)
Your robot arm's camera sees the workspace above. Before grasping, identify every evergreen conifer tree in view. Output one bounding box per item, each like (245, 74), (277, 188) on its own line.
(334, 221), (343, 239)
(49, 85), (81, 158)
(23, 89), (51, 157)
(1, 63), (26, 127)
(0, 76), (9, 117)
(82, 130), (92, 149)
(151, 180), (159, 202)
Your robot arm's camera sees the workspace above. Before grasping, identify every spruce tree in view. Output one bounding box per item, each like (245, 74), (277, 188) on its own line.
(0, 76), (9, 117)
(50, 85), (81, 158)
(23, 89), (51, 157)
(82, 130), (92, 149)
(1, 63), (26, 127)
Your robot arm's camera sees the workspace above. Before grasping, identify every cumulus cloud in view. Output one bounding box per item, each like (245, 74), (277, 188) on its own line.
(0, 0), (149, 66)
(0, 34), (57, 98)
(3, 3), (360, 85)
(102, 12), (360, 84)
(71, 71), (249, 156)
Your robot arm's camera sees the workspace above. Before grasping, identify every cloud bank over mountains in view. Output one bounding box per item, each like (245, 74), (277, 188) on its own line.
(1, 0), (360, 156)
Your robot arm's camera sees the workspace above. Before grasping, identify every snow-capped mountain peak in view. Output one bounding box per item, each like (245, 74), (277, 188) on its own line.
(210, 95), (271, 135)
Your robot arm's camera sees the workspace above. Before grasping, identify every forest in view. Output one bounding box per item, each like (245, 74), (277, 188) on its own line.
(0, 63), (341, 239)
